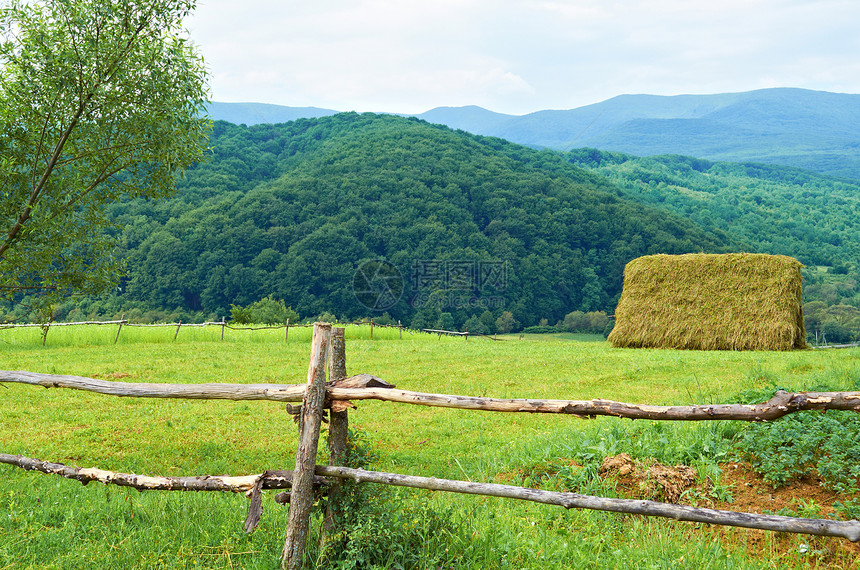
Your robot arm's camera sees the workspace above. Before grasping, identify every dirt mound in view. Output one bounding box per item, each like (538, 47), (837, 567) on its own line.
(599, 453), (701, 503)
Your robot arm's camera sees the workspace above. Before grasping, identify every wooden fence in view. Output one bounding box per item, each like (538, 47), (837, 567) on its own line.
(2, 323), (859, 569)
(1, 316), (409, 345)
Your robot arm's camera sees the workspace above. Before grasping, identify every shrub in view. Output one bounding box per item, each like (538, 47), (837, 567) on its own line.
(229, 296), (300, 325)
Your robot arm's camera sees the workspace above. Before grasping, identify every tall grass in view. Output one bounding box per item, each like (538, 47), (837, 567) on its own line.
(1, 328), (858, 568)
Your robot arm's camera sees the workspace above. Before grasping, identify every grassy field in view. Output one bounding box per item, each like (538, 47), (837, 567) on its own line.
(1, 325), (859, 569)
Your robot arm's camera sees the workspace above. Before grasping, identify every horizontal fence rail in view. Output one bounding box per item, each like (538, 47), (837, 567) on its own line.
(312, 465), (860, 543)
(3, 370), (859, 421)
(1, 452), (857, 543)
(0, 453), (325, 494)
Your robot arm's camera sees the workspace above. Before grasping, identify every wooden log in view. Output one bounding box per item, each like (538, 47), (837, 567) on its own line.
(325, 387), (860, 421)
(315, 465), (860, 543)
(2, 370), (858, 421)
(0, 453), (328, 493)
(0, 370), (308, 401)
(282, 323), (331, 570)
(320, 327), (349, 553)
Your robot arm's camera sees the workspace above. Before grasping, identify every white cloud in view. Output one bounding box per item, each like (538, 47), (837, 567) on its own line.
(186, 0), (860, 114)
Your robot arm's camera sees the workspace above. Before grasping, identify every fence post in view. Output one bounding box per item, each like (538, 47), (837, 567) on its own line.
(320, 327), (348, 553)
(114, 315), (125, 344)
(285, 318), (289, 342)
(370, 318), (374, 340)
(174, 321), (182, 341)
(221, 317), (225, 341)
(398, 320), (402, 339)
(282, 322), (331, 570)
(42, 316), (54, 346)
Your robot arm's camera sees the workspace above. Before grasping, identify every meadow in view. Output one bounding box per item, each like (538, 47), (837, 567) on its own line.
(1, 324), (859, 569)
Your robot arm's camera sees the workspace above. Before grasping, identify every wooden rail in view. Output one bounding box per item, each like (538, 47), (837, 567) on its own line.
(3, 369), (858, 421)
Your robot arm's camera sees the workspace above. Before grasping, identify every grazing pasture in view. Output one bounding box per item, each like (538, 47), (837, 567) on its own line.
(1, 326), (858, 568)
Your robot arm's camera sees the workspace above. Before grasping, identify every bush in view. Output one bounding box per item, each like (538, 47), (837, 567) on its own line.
(463, 314), (489, 335)
(229, 296), (300, 325)
(560, 310), (611, 335)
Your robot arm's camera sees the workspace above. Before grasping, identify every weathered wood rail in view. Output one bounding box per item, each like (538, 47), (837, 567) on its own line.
(3, 369), (858, 422)
(2, 324), (860, 569)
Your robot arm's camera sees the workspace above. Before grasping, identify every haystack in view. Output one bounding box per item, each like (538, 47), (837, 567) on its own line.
(608, 253), (807, 351)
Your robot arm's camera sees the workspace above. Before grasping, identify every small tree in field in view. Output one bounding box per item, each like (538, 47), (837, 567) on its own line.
(0, 0), (209, 318)
(495, 311), (519, 334)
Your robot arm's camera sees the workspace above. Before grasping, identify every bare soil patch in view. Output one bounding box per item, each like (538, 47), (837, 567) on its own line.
(597, 455), (860, 568)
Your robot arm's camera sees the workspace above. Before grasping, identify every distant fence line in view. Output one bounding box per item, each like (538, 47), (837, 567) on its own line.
(0, 317), (418, 346)
(1, 318), (521, 346)
(3, 319), (856, 348)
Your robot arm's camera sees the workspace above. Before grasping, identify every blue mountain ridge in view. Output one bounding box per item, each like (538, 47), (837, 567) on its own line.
(205, 88), (860, 180)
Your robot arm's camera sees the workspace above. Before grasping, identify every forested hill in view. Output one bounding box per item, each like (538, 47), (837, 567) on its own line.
(100, 113), (730, 328)
(566, 149), (860, 269)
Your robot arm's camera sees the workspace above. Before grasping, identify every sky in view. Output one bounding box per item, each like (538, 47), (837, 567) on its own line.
(185, 0), (860, 116)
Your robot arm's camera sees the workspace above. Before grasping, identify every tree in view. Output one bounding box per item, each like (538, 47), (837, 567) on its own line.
(495, 311), (519, 334)
(0, 0), (209, 317)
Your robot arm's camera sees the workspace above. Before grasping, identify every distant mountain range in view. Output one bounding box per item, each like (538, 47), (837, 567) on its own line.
(207, 88), (860, 180)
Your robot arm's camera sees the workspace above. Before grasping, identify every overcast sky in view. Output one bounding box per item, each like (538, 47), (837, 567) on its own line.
(185, 0), (860, 116)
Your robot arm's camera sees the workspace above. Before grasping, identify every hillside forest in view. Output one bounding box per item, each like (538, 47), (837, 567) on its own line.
(6, 113), (859, 343)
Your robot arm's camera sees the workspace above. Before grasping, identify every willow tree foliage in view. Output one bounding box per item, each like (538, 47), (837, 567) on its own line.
(0, 0), (209, 316)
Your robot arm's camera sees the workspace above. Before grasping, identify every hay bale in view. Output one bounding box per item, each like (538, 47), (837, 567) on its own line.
(608, 253), (807, 351)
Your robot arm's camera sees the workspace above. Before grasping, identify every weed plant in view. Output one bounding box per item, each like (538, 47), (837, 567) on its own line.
(733, 377), (860, 518)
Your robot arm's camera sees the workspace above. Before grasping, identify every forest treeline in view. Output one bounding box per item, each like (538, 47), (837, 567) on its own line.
(6, 113), (859, 341)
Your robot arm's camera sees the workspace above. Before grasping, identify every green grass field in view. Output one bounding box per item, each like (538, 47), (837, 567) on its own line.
(1, 325), (859, 569)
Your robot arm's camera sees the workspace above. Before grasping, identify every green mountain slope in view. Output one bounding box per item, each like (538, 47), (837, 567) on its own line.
(103, 113), (730, 328)
(566, 149), (860, 268)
